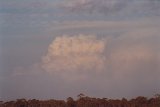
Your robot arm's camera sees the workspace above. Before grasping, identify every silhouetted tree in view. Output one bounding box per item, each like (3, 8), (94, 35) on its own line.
(67, 97), (76, 107)
(1, 94), (160, 107)
(77, 93), (85, 99)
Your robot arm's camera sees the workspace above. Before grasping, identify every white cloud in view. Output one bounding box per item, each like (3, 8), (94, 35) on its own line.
(42, 34), (106, 72)
(41, 26), (160, 83)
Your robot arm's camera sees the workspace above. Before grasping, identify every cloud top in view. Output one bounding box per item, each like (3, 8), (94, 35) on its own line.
(42, 34), (106, 72)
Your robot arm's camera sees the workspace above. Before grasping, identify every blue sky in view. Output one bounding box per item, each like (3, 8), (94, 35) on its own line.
(0, 0), (160, 101)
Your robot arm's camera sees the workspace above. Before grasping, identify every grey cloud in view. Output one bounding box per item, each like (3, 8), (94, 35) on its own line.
(1, 19), (160, 101)
(1, 32), (160, 100)
(63, 0), (160, 16)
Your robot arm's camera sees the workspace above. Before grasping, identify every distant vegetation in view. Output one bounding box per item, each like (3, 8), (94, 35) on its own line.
(1, 94), (160, 107)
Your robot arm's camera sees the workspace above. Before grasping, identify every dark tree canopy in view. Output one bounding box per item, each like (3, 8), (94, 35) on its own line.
(1, 95), (160, 107)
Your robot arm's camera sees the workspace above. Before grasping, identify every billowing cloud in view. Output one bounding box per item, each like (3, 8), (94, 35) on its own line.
(1, 18), (160, 100)
(42, 34), (106, 72)
(8, 31), (159, 100)
(62, 0), (160, 16)
(41, 28), (160, 81)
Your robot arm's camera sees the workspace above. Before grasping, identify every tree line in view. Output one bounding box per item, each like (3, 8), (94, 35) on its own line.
(0, 94), (160, 107)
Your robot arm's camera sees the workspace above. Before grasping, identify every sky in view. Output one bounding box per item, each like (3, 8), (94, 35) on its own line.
(0, 0), (160, 101)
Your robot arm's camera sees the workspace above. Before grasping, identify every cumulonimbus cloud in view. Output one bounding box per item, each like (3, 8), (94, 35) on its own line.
(62, 0), (160, 16)
(4, 29), (160, 100)
(41, 31), (160, 77)
(42, 34), (106, 72)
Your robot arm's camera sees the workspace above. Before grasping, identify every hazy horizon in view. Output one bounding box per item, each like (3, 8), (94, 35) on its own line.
(0, 0), (160, 101)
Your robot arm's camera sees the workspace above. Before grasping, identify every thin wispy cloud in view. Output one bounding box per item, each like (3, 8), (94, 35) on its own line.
(62, 0), (160, 16)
